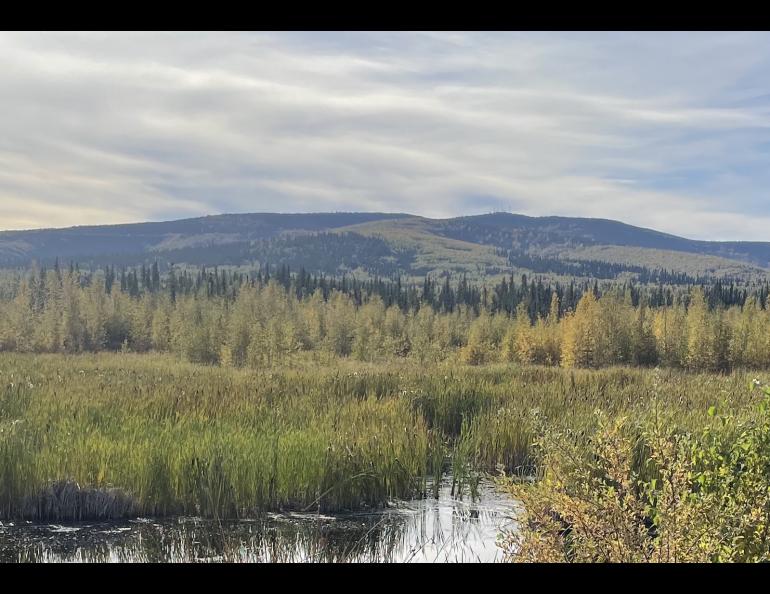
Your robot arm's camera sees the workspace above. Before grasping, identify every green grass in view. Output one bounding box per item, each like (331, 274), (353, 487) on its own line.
(0, 352), (763, 521)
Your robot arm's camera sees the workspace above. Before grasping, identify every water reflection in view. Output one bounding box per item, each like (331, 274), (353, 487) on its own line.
(0, 477), (518, 563)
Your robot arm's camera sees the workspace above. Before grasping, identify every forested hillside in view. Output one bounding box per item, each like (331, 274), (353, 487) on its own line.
(2, 212), (769, 283)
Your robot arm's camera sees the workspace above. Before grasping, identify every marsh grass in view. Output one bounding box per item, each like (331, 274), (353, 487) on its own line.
(0, 352), (761, 521)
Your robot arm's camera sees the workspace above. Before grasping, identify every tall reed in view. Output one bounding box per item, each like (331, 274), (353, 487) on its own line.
(0, 353), (760, 520)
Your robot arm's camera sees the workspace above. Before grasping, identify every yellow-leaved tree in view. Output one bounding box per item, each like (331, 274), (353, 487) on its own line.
(560, 292), (599, 368)
(686, 287), (713, 371)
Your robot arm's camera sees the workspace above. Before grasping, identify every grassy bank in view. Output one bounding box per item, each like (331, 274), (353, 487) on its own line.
(0, 352), (762, 521)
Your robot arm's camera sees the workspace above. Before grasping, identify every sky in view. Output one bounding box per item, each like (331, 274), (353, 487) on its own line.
(1, 31), (770, 240)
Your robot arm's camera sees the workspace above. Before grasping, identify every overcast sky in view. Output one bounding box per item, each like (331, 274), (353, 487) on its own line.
(1, 31), (770, 240)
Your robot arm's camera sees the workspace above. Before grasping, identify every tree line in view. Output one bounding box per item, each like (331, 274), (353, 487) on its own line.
(1, 263), (770, 371)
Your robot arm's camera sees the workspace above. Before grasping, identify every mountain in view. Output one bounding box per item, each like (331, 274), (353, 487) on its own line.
(1, 212), (769, 283)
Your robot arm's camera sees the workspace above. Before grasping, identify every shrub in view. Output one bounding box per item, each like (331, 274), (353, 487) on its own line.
(502, 381), (770, 563)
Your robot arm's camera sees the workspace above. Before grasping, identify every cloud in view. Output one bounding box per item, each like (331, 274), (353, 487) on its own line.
(1, 31), (770, 240)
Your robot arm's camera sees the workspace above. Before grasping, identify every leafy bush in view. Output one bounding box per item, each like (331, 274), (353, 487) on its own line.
(502, 381), (770, 562)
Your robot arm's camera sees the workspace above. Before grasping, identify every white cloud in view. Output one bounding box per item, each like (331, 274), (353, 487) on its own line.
(1, 31), (770, 240)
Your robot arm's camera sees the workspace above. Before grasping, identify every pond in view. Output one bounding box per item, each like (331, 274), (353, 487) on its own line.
(0, 476), (519, 563)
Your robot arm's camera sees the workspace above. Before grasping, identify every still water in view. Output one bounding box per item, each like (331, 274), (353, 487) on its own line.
(0, 477), (518, 563)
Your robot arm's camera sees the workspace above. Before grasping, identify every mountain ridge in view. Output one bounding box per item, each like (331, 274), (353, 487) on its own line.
(1, 211), (768, 283)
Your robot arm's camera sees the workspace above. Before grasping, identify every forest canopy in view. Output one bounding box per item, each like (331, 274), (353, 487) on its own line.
(1, 263), (769, 372)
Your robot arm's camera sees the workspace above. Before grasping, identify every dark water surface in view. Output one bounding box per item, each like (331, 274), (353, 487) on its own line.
(0, 477), (519, 563)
